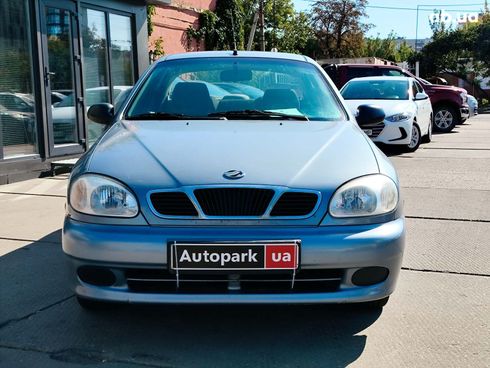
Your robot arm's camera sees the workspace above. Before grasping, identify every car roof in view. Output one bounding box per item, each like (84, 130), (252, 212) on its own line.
(160, 51), (312, 63)
(338, 63), (402, 69)
(347, 76), (412, 82)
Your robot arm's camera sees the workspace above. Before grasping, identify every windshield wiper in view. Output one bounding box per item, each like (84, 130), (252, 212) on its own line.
(208, 109), (309, 121)
(126, 112), (224, 120)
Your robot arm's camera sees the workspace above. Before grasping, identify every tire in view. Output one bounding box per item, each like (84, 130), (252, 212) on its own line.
(406, 123), (421, 152)
(433, 105), (458, 133)
(77, 296), (113, 311)
(422, 115), (433, 143)
(357, 296), (390, 309)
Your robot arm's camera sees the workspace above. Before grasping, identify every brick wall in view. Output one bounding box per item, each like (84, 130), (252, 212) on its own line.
(150, 0), (216, 55)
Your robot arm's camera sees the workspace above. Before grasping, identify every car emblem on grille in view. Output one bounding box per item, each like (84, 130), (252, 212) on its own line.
(223, 170), (245, 180)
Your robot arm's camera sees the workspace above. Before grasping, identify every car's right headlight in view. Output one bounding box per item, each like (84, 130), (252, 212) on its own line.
(69, 174), (139, 217)
(329, 175), (398, 218)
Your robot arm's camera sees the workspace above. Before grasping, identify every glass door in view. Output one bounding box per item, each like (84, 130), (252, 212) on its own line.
(40, 0), (85, 156)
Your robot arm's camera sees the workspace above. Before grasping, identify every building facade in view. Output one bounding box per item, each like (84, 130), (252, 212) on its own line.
(149, 0), (216, 55)
(0, 0), (150, 183)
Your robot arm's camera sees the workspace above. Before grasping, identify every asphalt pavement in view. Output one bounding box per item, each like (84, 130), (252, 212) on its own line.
(0, 115), (489, 367)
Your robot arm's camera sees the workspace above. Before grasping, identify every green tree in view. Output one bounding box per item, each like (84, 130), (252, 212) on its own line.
(310, 0), (372, 58)
(242, 0), (314, 53)
(215, 0), (245, 49)
(276, 12), (316, 54)
(186, 0), (244, 50)
(416, 15), (490, 78)
(362, 32), (415, 62)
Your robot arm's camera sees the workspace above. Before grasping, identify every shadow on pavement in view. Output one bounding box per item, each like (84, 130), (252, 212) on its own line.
(1, 230), (382, 368)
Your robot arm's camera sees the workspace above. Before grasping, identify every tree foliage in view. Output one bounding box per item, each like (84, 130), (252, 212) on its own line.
(362, 32), (415, 62)
(310, 0), (371, 58)
(277, 12), (316, 54)
(416, 14), (490, 78)
(187, 0), (315, 55)
(187, 0), (244, 50)
(243, 0), (293, 50)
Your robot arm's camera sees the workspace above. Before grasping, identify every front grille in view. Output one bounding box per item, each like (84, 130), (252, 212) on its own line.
(150, 192), (198, 216)
(126, 268), (343, 294)
(270, 192), (318, 216)
(194, 188), (274, 216)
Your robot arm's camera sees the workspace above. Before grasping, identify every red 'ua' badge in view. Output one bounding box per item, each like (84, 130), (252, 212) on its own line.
(265, 245), (297, 269)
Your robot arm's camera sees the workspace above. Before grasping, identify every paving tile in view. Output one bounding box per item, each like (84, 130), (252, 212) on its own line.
(404, 218), (490, 275)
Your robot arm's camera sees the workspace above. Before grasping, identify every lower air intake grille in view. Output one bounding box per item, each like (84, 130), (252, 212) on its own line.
(194, 188), (274, 216)
(125, 268), (343, 294)
(150, 192), (198, 216)
(371, 123), (385, 138)
(270, 192), (318, 216)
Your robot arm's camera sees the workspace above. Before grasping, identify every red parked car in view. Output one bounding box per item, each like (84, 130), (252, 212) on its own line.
(323, 63), (470, 133)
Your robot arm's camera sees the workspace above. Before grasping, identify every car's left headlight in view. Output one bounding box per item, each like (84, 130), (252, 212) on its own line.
(329, 175), (398, 218)
(69, 174), (139, 217)
(385, 112), (412, 122)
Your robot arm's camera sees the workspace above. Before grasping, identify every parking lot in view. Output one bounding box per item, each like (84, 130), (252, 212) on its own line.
(0, 115), (489, 368)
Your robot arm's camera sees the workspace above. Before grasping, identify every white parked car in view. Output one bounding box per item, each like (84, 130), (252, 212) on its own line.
(467, 95), (478, 117)
(341, 77), (433, 152)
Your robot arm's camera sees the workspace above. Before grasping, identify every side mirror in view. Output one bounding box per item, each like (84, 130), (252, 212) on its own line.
(415, 92), (429, 100)
(356, 104), (385, 127)
(87, 103), (114, 125)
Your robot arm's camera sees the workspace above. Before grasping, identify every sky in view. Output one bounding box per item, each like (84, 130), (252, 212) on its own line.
(293, 0), (488, 39)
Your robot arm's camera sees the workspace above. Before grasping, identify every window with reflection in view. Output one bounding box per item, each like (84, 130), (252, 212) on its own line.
(81, 8), (134, 146)
(110, 14), (134, 89)
(82, 8), (110, 146)
(0, 0), (38, 159)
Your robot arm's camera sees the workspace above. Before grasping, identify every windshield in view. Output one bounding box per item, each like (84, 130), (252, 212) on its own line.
(126, 57), (346, 121)
(341, 79), (409, 100)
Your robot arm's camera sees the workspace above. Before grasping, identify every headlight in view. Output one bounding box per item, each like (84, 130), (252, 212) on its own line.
(460, 92), (467, 104)
(329, 175), (398, 218)
(69, 174), (139, 217)
(385, 112), (412, 122)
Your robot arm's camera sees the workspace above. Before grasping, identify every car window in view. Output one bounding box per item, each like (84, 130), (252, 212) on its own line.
(0, 94), (32, 112)
(56, 93), (74, 107)
(411, 82), (418, 98)
(127, 57), (346, 121)
(341, 80), (409, 100)
(381, 69), (404, 77)
(414, 81), (424, 94)
(346, 67), (380, 80)
(86, 89), (109, 105)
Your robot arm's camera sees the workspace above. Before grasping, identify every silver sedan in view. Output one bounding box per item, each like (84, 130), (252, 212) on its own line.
(63, 51), (405, 310)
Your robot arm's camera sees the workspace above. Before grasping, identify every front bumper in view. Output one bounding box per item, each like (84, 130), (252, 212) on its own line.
(460, 106), (470, 121)
(372, 120), (411, 145)
(63, 217), (405, 304)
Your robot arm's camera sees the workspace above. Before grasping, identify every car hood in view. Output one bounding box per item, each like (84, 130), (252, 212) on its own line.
(425, 84), (467, 94)
(343, 99), (415, 118)
(87, 120), (380, 193)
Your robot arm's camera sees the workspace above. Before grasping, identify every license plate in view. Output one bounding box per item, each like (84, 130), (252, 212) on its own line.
(169, 241), (299, 270)
(363, 129), (373, 136)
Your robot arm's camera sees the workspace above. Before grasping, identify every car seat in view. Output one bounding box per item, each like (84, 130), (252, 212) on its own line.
(168, 82), (215, 116)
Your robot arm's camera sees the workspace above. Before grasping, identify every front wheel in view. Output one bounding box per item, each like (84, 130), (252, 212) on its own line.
(406, 123), (421, 152)
(433, 105), (457, 133)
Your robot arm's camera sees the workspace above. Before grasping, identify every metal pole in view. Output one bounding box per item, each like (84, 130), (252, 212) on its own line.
(415, 5), (419, 52)
(247, 11), (259, 50)
(259, 0), (265, 51)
